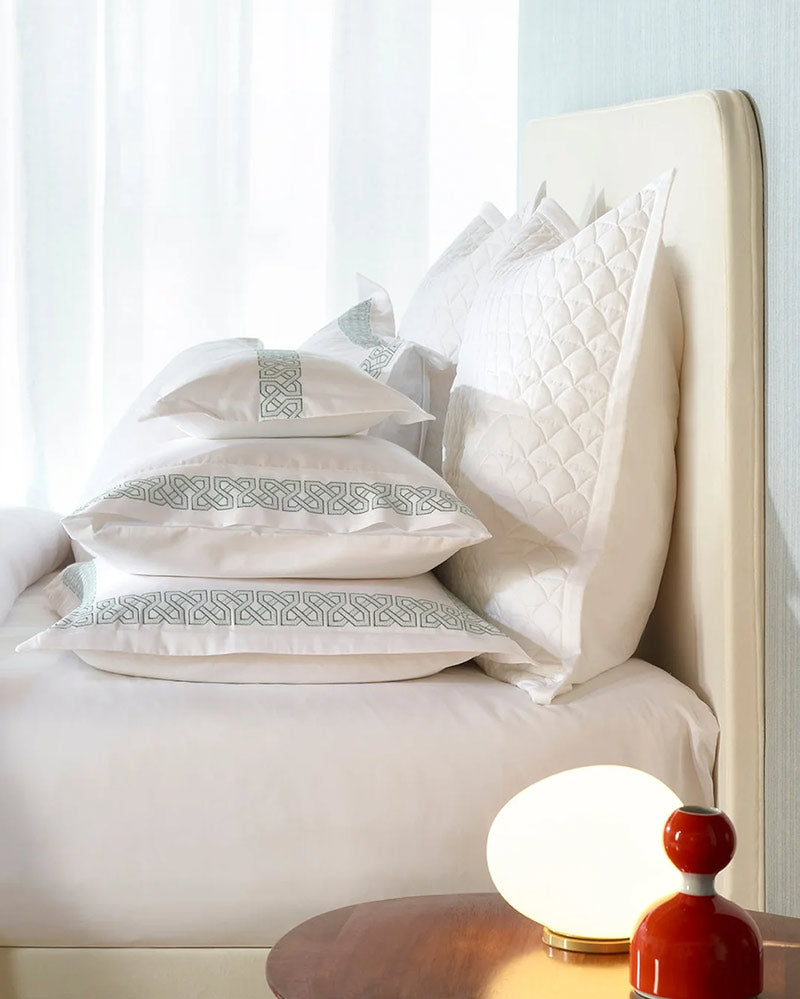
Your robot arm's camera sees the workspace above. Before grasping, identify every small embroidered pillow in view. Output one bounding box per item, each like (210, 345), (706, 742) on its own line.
(141, 339), (431, 439)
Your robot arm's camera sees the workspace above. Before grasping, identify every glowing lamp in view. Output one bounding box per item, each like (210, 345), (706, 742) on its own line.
(486, 765), (682, 953)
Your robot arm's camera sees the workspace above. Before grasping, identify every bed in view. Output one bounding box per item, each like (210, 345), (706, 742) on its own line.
(0, 89), (763, 999)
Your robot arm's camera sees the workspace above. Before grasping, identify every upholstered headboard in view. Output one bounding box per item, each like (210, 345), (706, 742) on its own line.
(520, 91), (764, 907)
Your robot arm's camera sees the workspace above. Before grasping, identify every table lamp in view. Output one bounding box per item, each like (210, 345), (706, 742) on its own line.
(486, 765), (682, 953)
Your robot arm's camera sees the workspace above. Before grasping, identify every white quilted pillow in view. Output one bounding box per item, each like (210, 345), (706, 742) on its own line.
(440, 174), (682, 703)
(398, 191), (545, 363)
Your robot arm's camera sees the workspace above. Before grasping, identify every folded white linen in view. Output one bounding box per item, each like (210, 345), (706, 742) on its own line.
(0, 508), (71, 625)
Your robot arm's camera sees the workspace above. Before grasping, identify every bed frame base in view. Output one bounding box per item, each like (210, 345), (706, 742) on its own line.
(0, 947), (273, 999)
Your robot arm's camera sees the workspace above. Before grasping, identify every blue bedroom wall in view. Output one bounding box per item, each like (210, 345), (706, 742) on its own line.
(517, 0), (799, 915)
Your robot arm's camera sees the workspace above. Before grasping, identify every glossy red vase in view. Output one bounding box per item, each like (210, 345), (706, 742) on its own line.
(630, 806), (763, 999)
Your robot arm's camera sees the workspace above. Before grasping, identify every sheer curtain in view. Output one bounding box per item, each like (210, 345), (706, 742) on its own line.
(0, 0), (518, 511)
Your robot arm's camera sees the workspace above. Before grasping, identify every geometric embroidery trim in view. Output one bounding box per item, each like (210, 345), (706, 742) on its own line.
(56, 561), (98, 628)
(86, 474), (479, 519)
(54, 575), (503, 637)
(256, 349), (303, 420)
(337, 300), (401, 379)
(60, 561), (97, 606)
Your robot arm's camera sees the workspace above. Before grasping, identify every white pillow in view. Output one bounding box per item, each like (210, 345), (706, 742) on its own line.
(302, 277), (397, 372)
(398, 190), (545, 363)
(440, 174), (681, 703)
(81, 339), (260, 502)
(63, 436), (489, 578)
(301, 277), (456, 472)
(16, 560), (531, 683)
(0, 508), (71, 625)
(141, 341), (431, 439)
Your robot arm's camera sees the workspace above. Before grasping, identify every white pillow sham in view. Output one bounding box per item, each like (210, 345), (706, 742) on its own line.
(440, 174), (681, 703)
(398, 190), (544, 363)
(63, 436), (489, 578)
(141, 340), (432, 439)
(353, 275), (457, 476)
(302, 277), (456, 472)
(16, 560), (532, 683)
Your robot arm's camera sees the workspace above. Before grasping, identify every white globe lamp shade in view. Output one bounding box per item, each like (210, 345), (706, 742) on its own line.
(486, 765), (682, 952)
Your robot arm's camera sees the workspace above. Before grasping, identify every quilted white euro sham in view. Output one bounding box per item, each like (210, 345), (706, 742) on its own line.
(440, 174), (682, 703)
(398, 189), (547, 364)
(16, 561), (531, 683)
(141, 341), (431, 439)
(63, 436), (489, 578)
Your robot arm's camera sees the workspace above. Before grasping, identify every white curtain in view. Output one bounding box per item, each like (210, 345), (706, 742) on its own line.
(0, 0), (518, 511)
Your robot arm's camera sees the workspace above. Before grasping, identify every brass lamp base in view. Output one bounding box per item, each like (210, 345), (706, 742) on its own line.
(542, 927), (630, 954)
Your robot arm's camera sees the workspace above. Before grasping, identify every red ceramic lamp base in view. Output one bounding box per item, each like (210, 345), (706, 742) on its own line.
(629, 807), (763, 999)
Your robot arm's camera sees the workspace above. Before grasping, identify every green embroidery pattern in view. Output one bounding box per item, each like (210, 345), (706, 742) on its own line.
(60, 561), (97, 605)
(256, 349), (303, 419)
(337, 300), (400, 378)
(55, 563), (502, 637)
(87, 473), (478, 519)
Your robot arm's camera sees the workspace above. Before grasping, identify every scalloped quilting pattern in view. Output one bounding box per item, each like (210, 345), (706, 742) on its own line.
(440, 184), (661, 698)
(399, 208), (529, 363)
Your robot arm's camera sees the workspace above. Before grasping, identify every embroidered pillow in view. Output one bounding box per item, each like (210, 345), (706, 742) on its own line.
(16, 561), (532, 684)
(81, 338), (261, 503)
(440, 175), (681, 703)
(301, 277), (455, 471)
(63, 436), (489, 578)
(141, 340), (431, 439)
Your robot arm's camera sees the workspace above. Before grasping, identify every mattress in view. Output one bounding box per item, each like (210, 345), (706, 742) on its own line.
(0, 577), (718, 947)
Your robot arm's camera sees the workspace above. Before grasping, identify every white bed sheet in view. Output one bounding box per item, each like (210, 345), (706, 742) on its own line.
(0, 578), (718, 947)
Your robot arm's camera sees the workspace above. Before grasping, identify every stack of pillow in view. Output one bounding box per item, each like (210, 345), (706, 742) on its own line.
(18, 287), (531, 683)
(20, 172), (682, 706)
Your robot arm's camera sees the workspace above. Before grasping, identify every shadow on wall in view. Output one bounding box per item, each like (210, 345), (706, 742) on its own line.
(764, 490), (800, 915)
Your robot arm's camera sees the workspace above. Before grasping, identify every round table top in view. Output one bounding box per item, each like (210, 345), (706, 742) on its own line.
(266, 892), (800, 999)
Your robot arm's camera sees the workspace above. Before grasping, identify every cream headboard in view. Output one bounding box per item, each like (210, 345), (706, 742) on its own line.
(521, 91), (764, 907)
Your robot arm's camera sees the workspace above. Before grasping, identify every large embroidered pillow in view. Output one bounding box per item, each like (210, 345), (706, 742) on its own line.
(398, 191), (549, 364)
(440, 174), (682, 703)
(63, 436), (488, 578)
(16, 561), (532, 684)
(300, 279), (455, 469)
(141, 340), (431, 439)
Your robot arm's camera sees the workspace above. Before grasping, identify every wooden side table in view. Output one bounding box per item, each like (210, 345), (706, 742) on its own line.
(266, 892), (800, 998)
